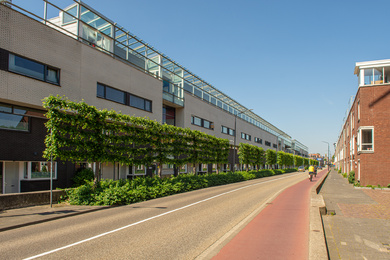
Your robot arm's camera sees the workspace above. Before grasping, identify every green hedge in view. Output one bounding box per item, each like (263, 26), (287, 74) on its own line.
(64, 168), (297, 206)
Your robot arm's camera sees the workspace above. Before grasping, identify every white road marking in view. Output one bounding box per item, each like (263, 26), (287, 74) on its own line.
(24, 173), (302, 259)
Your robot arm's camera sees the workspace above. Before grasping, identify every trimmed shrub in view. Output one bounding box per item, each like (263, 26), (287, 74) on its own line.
(283, 168), (297, 173)
(64, 168), (297, 206)
(72, 168), (94, 187)
(348, 171), (355, 184)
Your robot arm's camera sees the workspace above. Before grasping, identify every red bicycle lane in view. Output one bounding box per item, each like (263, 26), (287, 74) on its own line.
(212, 169), (327, 260)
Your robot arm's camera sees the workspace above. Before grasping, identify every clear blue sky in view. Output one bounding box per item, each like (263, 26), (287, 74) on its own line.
(12, 0), (390, 157)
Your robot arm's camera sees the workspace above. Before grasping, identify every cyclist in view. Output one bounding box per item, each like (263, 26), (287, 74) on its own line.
(308, 165), (315, 181)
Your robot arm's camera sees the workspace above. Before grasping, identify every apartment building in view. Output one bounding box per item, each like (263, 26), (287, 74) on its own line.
(0, 0), (308, 193)
(334, 59), (390, 186)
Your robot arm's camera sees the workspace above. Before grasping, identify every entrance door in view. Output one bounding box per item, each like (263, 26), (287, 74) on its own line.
(4, 162), (19, 193)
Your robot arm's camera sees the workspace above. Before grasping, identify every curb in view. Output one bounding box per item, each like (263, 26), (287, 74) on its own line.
(0, 206), (111, 232)
(309, 170), (329, 260)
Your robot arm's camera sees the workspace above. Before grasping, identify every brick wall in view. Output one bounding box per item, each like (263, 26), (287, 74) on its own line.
(341, 84), (390, 186)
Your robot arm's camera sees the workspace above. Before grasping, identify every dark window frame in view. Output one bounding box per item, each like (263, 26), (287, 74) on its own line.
(7, 52), (60, 85)
(191, 116), (214, 130)
(254, 137), (262, 144)
(241, 132), (251, 141)
(0, 103), (46, 132)
(221, 125), (235, 136)
(97, 83), (152, 112)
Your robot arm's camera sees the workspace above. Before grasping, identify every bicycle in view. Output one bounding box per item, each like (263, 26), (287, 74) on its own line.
(309, 172), (314, 181)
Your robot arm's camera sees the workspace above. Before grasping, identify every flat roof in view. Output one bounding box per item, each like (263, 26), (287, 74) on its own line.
(354, 59), (390, 74)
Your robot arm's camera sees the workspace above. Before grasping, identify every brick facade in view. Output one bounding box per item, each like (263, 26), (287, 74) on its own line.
(335, 82), (390, 186)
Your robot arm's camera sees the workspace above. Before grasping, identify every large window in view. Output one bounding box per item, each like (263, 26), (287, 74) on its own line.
(163, 106), (175, 125)
(360, 67), (390, 86)
(254, 137), (262, 144)
(221, 126), (235, 136)
(0, 103), (45, 132)
(97, 83), (152, 112)
(130, 165), (146, 176)
(8, 54), (60, 84)
(23, 162), (57, 180)
(107, 86), (126, 104)
(357, 101), (360, 121)
(241, 132), (251, 141)
(358, 127), (374, 152)
(191, 116), (214, 130)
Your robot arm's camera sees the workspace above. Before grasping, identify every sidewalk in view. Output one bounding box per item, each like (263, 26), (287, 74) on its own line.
(0, 204), (109, 232)
(320, 169), (390, 259)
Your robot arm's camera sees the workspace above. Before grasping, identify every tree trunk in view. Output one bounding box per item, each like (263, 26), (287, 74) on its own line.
(157, 162), (162, 178)
(93, 162), (101, 185)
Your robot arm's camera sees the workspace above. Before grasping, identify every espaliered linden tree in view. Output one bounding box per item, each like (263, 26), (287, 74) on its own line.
(43, 95), (229, 179)
(238, 143), (265, 171)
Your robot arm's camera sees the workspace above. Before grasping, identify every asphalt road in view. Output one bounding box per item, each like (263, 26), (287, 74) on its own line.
(0, 172), (308, 260)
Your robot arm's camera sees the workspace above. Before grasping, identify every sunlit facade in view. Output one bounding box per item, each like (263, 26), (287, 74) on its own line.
(0, 0), (308, 193)
(334, 59), (390, 186)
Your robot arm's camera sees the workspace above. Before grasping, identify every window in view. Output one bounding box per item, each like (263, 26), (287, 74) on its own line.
(163, 80), (170, 93)
(358, 127), (374, 152)
(129, 165), (146, 176)
(265, 141), (271, 147)
(203, 93), (210, 102)
(163, 106), (175, 125)
(357, 101), (360, 121)
(23, 162), (57, 179)
(194, 87), (202, 98)
(254, 137), (262, 144)
(221, 126), (234, 136)
(107, 87), (126, 104)
(191, 116), (213, 130)
(222, 126), (228, 134)
(97, 83), (152, 112)
(360, 67), (390, 86)
(179, 164), (187, 173)
(241, 132), (251, 141)
(192, 116), (202, 126)
(273, 144), (277, 149)
(210, 97), (216, 106)
(130, 95), (145, 109)
(0, 103), (45, 132)
(8, 54), (60, 84)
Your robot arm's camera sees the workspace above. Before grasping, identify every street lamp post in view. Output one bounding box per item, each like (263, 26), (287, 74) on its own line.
(233, 108), (252, 172)
(275, 134), (283, 169)
(322, 141), (330, 170)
